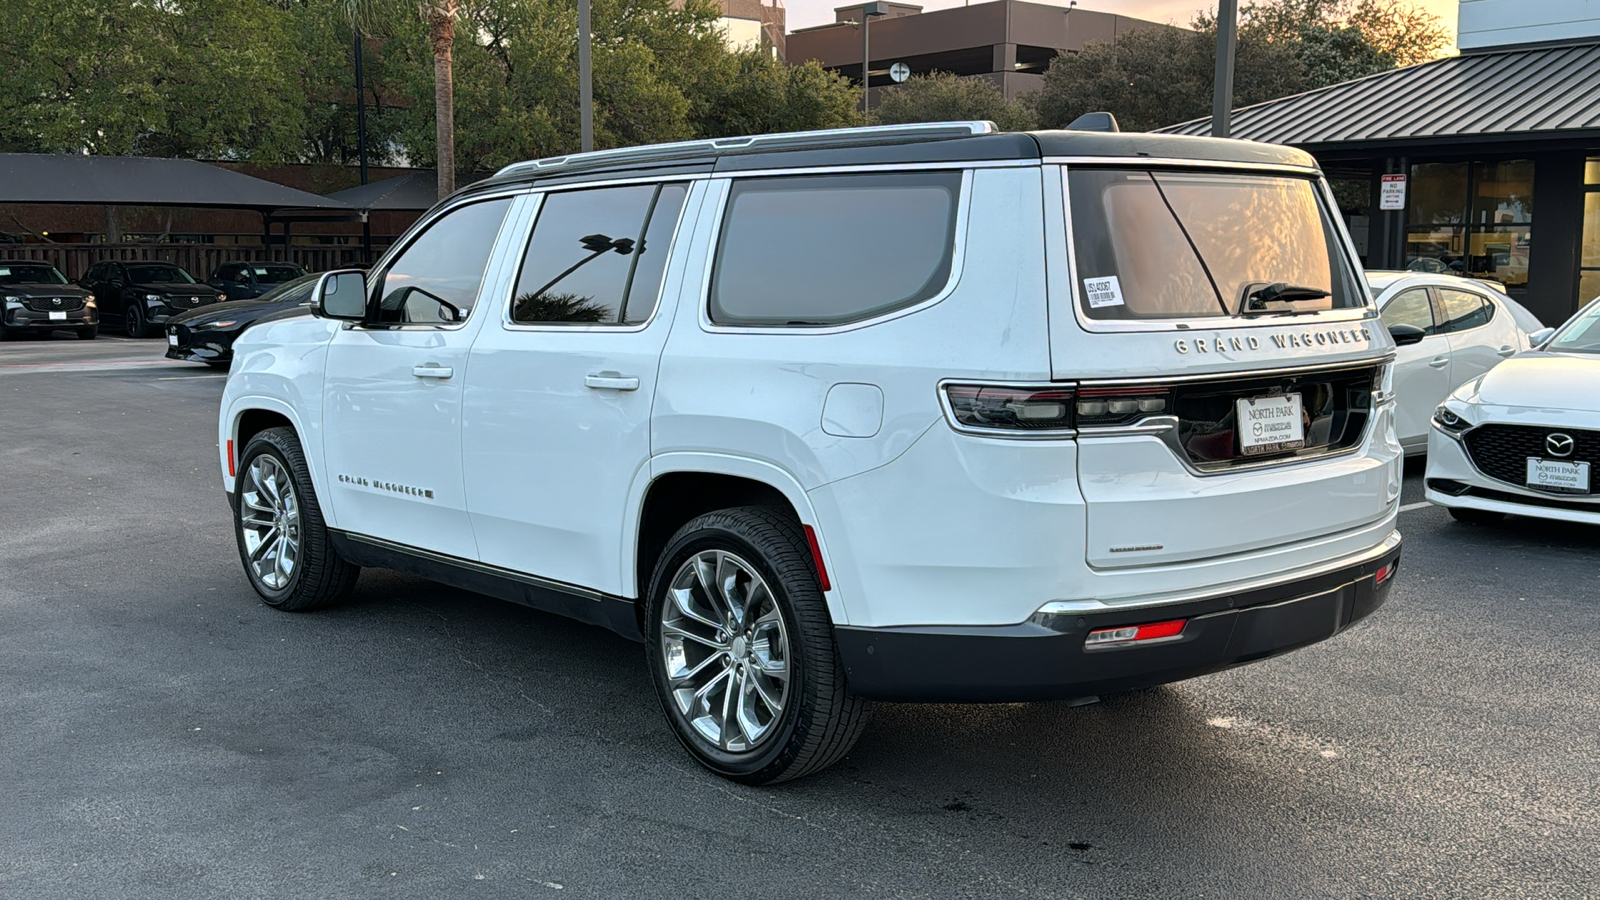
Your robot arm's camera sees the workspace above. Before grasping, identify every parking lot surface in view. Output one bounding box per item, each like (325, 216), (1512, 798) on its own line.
(3, 335), (1597, 899)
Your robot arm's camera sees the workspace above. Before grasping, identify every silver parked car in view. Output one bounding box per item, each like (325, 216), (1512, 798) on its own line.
(1369, 271), (1546, 454)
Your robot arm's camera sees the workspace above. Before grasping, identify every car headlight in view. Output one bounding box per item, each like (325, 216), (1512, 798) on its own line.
(145, 293), (164, 305)
(1433, 404), (1470, 433)
(1374, 361), (1395, 404)
(196, 320), (237, 330)
(84, 297), (96, 307)
(2, 295), (20, 309)
(214, 294), (227, 302)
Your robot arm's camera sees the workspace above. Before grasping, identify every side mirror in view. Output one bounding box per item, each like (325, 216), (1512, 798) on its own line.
(312, 269), (367, 320)
(1529, 327), (1555, 349)
(1388, 323), (1426, 347)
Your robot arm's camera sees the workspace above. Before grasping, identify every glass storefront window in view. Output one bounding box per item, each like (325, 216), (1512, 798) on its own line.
(1405, 159), (1533, 288)
(1581, 161), (1600, 305)
(1587, 158), (1600, 186)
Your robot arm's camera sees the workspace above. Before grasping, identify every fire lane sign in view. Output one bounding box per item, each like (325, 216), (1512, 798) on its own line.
(1380, 174), (1406, 211)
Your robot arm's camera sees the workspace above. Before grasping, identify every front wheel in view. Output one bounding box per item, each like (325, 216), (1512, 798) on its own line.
(125, 302), (147, 338)
(233, 427), (359, 610)
(645, 507), (867, 785)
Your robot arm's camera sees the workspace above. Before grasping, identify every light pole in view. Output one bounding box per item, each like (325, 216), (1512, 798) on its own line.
(858, 2), (888, 114)
(579, 0), (594, 152)
(1212, 0), (1238, 138)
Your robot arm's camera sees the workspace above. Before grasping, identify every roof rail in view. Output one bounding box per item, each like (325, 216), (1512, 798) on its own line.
(493, 121), (998, 179)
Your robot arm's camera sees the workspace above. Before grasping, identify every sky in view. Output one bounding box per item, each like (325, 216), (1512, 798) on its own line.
(784, 0), (1461, 38)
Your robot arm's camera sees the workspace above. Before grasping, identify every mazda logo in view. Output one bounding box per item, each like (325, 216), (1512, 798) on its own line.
(1546, 433), (1576, 458)
(51, 298), (62, 307)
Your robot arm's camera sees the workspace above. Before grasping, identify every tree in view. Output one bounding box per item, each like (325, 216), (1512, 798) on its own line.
(1032, 0), (1450, 132)
(690, 51), (864, 139)
(871, 72), (1036, 131)
(345, 0), (461, 199)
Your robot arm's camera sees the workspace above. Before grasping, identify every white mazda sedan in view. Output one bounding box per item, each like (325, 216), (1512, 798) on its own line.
(1426, 297), (1600, 525)
(1369, 272), (1546, 454)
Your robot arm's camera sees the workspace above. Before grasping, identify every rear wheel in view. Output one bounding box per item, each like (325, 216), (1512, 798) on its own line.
(645, 506), (867, 785)
(124, 302), (147, 338)
(233, 426), (359, 610)
(1449, 507), (1505, 525)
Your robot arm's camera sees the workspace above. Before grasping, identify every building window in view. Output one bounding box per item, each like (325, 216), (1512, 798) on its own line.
(1581, 158), (1600, 306)
(1405, 160), (1532, 289)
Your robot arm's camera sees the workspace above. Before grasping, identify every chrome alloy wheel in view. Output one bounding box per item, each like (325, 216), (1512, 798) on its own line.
(239, 455), (301, 590)
(660, 550), (792, 753)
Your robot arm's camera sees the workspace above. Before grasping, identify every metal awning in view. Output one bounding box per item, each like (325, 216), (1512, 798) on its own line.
(0, 153), (354, 212)
(1159, 41), (1600, 152)
(322, 171), (440, 212)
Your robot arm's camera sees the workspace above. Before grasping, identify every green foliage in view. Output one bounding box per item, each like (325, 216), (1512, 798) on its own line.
(691, 51), (864, 139)
(1033, 0), (1452, 133)
(872, 72), (1036, 131)
(511, 291), (611, 323)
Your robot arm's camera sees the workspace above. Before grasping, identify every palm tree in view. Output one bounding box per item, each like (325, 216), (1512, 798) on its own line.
(345, 0), (459, 200)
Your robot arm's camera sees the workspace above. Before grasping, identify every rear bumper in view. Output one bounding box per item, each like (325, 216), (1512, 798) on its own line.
(835, 531), (1400, 702)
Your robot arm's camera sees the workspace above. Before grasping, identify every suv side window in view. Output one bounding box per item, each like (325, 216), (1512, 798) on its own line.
(374, 197), (512, 325)
(1437, 287), (1494, 333)
(1381, 288), (1437, 335)
(510, 183), (689, 325)
(709, 171), (962, 327)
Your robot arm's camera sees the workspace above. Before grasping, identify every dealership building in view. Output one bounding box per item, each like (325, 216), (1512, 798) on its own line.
(1163, 0), (1600, 327)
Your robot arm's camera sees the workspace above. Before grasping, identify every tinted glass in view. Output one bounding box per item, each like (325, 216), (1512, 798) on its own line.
(0, 264), (67, 284)
(710, 172), (960, 327)
(1548, 301), (1600, 353)
(1381, 288), (1436, 334)
(376, 197), (511, 323)
(1069, 168), (1357, 319)
(127, 265), (194, 284)
(257, 273), (319, 304)
(253, 266), (303, 284)
(1437, 288), (1493, 332)
(511, 185), (666, 325)
(622, 184), (688, 324)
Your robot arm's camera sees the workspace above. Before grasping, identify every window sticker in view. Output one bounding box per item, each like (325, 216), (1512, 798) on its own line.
(0, 268), (10, 276)
(1083, 275), (1125, 308)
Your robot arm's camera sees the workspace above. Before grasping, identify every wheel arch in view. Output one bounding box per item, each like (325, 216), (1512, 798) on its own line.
(221, 398), (332, 523)
(628, 453), (843, 631)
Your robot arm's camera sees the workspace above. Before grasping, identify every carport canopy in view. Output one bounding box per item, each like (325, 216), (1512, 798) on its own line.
(0, 153), (355, 214)
(322, 171), (440, 212)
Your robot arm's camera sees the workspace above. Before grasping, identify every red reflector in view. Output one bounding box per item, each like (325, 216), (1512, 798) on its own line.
(803, 525), (831, 592)
(1375, 561), (1396, 585)
(1086, 618), (1187, 646)
(226, 439), (235, 478)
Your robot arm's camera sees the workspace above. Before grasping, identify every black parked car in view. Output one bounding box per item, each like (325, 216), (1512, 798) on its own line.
(206, 262), (309, 301)
(0, 260), (98, 340)
(166, 272), (319, 367)
(78, 261), (226, 338)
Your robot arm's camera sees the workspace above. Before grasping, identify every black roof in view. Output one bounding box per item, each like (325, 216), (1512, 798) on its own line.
(459, 124), (1319, 198)
(1158, 41), (1600, 151)
(0, 154), (353, 211)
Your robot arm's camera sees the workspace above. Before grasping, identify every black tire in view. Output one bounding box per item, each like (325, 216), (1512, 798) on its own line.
(1449, 506), (1505, 525)
(125, 302), (146, 338)
(206, 360), (231, 370)
(77, 325), (98, 340)
(645, 506), (867, 785)
(233, 426), (359, 611)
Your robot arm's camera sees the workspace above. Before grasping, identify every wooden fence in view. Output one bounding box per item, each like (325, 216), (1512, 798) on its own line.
(4, 244), (372, 282)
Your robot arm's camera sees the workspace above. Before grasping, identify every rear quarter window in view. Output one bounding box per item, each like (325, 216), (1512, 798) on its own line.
(709, 171), (962, 327)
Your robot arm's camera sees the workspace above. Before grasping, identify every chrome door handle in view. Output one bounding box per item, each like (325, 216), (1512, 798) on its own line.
(1428, 356), (1449, 368)
(1497, 345), (1516, 357)
(413, 364), (453, 379)
(585, 372), (640, 391)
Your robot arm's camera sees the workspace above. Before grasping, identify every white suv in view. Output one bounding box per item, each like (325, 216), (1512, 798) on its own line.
(218, 122), (1403, 784)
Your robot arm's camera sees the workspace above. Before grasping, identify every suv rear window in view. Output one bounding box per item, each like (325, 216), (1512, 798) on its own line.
(1067, 168), (1360, 320)
(709, 172), (961, 327)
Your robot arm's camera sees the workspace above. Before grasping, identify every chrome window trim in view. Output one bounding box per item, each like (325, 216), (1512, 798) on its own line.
(497, 177), (706, 334)
(1057, 161), (1378, 335)
(358, 188), (528, 332)
(712, 159), (1032, 179)
(697, 168), (975, 335)
(935, 378), (1079, 440)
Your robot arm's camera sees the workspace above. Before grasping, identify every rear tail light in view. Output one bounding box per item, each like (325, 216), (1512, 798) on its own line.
(1085, 618), (1188, 647)
(944, 384), (1075, 433)
(1074, 385), (1173, 428)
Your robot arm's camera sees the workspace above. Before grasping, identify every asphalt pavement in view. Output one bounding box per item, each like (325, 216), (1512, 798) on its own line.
(2, 333), (1597, 899)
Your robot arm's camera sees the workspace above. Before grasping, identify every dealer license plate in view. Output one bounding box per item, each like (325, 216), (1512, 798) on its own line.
(167, 332), (178, 346)
(1526, 457), (1590, 493)
(48, 311), (66, 321)
(1237, 393), (1305, 456)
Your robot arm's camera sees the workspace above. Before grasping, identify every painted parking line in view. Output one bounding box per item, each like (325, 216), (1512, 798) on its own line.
(1399, 501), (1432, 513)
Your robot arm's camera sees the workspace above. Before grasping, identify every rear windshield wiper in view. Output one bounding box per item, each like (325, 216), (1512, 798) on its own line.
(1241, 282), (1331, 315)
